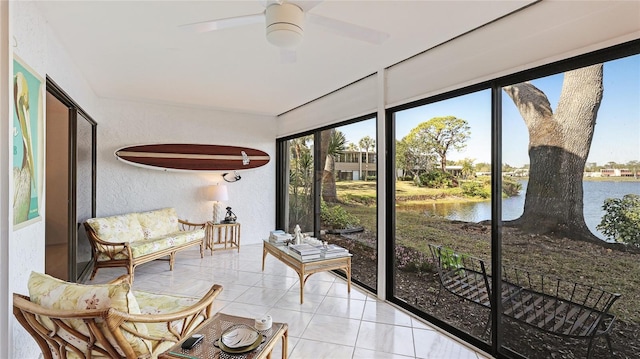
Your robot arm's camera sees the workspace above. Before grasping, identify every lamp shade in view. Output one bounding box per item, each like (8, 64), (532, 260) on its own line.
(209, 184), (229, 202)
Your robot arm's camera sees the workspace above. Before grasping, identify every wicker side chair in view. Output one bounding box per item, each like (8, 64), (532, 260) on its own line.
(13, 273), (223, 359)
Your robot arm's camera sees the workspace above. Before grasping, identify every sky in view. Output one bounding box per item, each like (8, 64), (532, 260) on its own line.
(338, 54), (640, 168)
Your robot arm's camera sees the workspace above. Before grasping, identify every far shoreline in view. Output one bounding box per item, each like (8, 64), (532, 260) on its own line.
(394, 176), (638, 207)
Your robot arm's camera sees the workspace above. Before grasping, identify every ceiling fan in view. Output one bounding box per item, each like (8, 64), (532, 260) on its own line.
(180, 0), (390, 59)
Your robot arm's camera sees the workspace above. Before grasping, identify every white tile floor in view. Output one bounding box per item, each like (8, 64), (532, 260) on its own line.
(90, 243), (490, 359)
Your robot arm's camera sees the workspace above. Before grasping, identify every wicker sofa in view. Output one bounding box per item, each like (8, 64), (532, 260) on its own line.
(13, 272), (223, 359)
(84, 207), (205, 282)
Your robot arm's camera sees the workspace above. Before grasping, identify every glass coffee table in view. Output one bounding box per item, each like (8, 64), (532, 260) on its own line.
(262, 240), (352, 304)
(159, 312), (288, 359)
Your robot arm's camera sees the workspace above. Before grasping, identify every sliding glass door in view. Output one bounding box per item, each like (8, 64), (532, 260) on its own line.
(390, 89), (493, 347)
(277, 116), (379, 292)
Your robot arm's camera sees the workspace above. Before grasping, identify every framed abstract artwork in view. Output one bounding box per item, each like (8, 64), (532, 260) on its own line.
(13, 55), (44, 229)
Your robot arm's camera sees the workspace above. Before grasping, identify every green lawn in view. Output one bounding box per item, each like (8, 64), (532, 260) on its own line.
(332, 179), (640, 323)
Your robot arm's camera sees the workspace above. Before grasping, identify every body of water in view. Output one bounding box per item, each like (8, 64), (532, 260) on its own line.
(413, 180), (639, 240)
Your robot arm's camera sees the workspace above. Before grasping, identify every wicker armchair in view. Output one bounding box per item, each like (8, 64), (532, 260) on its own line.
(13, 273), (223, 359)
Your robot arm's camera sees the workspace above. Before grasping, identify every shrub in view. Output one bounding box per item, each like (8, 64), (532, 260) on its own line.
(320, 201), (361, 229)
(502, 177), (523, 197)
(418, 170), (455, 188)
(597, 194), (640, 247)
(461, 181), (490, 198)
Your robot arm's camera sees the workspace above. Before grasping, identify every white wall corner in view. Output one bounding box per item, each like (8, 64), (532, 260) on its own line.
(1, 0), (11, 357)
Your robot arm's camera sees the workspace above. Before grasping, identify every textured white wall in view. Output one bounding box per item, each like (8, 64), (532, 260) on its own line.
(6, 3), (276, 358)
(96, 98), (276, 245)
(1, 1), (10, 357)
(10, 2), (52, 357)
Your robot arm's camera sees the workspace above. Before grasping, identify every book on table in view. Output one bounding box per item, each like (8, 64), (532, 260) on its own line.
(323, 244), (348, 253)
(269, 230), (292, 244)
(289, 252), (321, 261)
(289, 244), (321, 255)
(311, 243), (349, 253)
(321, 250), (350, 259)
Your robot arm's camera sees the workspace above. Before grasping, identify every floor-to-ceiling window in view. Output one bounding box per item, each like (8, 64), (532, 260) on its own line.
(385, 45), (639, 359)
(390, 89), (493, 348)
(498, 53), (640, 359)
(277, 116), (379, 292)
(276, 40), (639, 359)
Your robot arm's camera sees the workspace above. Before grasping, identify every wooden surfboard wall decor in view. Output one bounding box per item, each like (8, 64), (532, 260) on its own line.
(114, 144), (270, 172)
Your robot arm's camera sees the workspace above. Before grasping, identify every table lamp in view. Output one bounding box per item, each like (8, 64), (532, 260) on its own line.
(209, 184), (229, 224)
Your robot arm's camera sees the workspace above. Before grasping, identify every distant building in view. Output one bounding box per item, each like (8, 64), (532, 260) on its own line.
(445, 165), (463, 177)
(335, 150), (377, 180)
(504, 168), (529, 177)
(600, 168), (638, 177)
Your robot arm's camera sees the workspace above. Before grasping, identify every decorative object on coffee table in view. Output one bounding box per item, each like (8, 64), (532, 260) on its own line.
(293, 224), (303, 245)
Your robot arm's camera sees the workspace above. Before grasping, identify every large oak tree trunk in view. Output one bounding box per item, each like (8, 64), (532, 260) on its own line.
(503, 64), (603, 242)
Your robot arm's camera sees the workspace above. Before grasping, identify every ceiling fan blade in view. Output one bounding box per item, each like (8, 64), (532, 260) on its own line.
(307, 13), (390, 45)
(293, 0), (324, 12)
(280, 48), (297, 64)
(180, 13), (264, 33)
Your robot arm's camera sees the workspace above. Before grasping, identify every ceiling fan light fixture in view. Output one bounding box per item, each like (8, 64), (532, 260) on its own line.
(265, 3), (304, 49)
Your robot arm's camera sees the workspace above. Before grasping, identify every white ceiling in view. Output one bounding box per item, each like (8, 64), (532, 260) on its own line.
(35, 1), (536, 116)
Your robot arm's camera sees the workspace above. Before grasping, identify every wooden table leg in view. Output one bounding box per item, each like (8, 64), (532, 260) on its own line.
(347, 258), (351, 293)
(236, 224), (241, 252)
(262, 245), (268, 271)
(282, 327), (288, 359)
(298, 272), (305, 304)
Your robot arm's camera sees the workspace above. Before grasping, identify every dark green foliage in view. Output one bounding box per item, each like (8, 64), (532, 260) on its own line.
(320, 201), (361, 229)
(597, 194), (640, 247)
(417, 170), (455, 188)
(461, 181), (490, 198)
(437, 247), (465, 270)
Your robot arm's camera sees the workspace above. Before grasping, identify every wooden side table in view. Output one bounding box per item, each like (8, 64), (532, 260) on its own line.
(159, 312), (288, 359)
(205, 222), (241, 254)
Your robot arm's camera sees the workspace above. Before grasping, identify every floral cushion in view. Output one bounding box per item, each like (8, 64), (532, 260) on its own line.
(130, 237), (175, 257)
(171, 229), (205, 246)
(134, 290), (206, 357)
(137, 207), (180, 239)
(86, 213), (145, 243)
(128, 229), (203, 258)
(27, 272), (151, 357)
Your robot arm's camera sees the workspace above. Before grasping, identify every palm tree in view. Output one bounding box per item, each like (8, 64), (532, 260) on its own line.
(359, 136), (375, 181)
(322, 129), (347, 202)
(288, 136), (313, 231)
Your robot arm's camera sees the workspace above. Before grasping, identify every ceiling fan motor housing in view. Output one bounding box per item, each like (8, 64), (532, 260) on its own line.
(265, 3), (304, 48)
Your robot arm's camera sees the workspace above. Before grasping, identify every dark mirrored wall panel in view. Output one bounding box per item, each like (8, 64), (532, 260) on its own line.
(75, 112), (95, 281)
